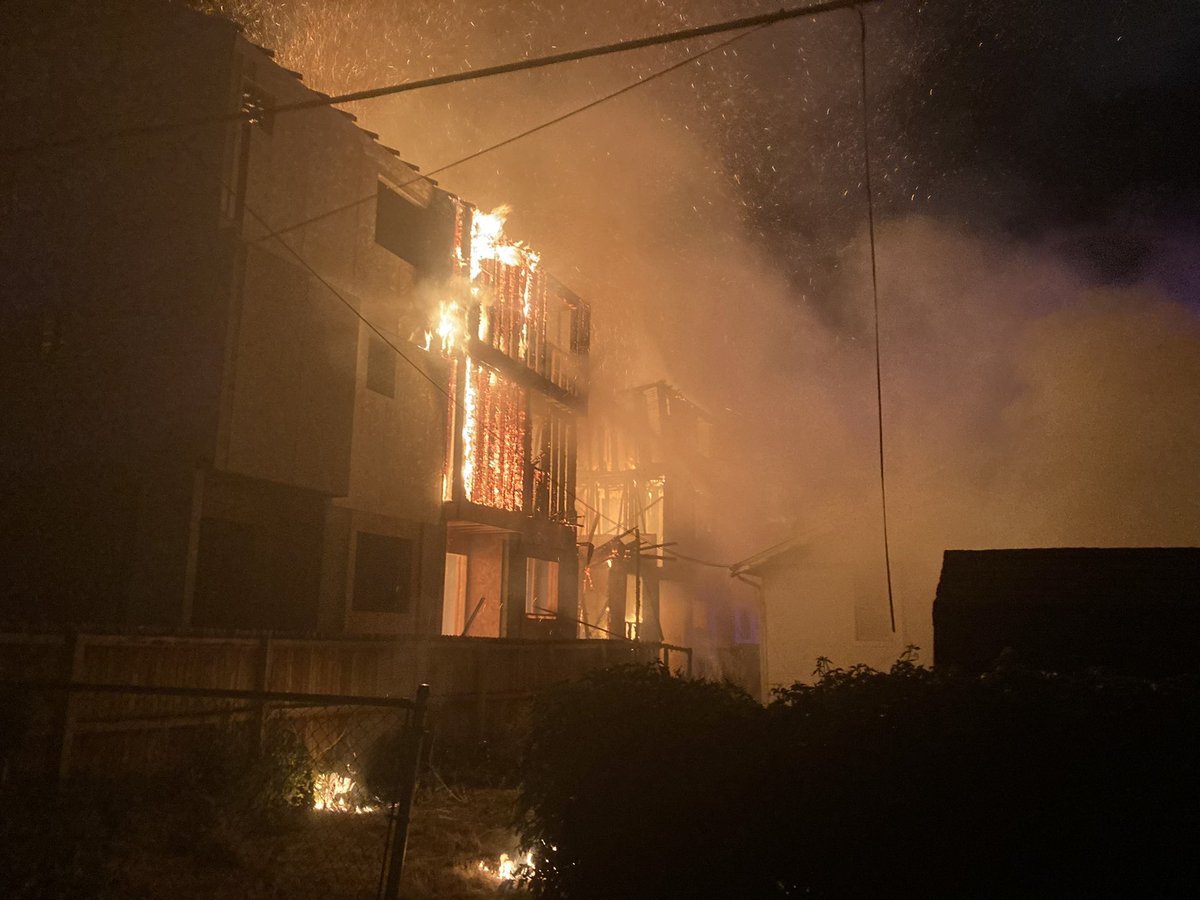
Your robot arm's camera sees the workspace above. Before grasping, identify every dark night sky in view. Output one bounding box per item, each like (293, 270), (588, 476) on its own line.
(694, 0), (1200, 301)
(886, 0), (1200, 227)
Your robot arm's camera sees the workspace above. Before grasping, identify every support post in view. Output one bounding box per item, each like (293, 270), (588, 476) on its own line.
(381, 683), (431, 900)
(475, 642), (488, 743)
(253, 634), (272, 752)
(634, 527), (642, 640)
(54, 631), (86, 787)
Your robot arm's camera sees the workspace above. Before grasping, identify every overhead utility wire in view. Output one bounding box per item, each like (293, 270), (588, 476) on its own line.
(1, 0), (878, 157)
(256, 0), (877, 112)
(855, 6), (896, 632)
(254, 23), (771, 245)
(658, 8), (896, 602)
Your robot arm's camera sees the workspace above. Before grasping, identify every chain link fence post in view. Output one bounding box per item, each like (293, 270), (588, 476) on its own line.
(380, 683), (430, 900)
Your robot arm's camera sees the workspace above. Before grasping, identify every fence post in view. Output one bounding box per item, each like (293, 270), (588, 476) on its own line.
(55, 631), (86, 786)
(381, 683), (430, 900)
(253, 634), (272, 752)
(475, 643), (488, 743)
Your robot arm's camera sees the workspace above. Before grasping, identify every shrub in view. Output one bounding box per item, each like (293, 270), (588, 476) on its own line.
(516, 664), (764, 899)
(765, 652), (1200, 898)
(245, 722), (315, 822)
(517, 655), (1200, 899)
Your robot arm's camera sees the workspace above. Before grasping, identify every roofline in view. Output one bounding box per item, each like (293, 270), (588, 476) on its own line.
(730, 534), (806, 577)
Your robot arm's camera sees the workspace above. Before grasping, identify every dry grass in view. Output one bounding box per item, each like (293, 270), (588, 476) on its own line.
(402, 788), (530, 899)
(1, 786), (528, 899)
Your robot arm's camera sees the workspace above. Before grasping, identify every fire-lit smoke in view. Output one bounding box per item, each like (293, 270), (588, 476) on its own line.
(201, 1), (1200, 671)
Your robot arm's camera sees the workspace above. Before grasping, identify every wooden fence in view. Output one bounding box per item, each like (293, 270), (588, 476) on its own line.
(0, 630), (684, 742)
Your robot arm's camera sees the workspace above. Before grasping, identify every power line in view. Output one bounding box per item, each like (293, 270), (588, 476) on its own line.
(1, 0), (876, 157)
(271, 0), (874, 113)
(222, 165), (452, 402)
(855, 6), (896, 632)
(253, 23), (771, 245)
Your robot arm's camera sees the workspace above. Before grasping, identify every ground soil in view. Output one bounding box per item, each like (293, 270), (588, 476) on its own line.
(2, 786), (529, 899)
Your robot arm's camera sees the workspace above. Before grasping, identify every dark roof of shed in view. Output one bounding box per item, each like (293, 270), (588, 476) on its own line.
(935, 548), (1200, 608)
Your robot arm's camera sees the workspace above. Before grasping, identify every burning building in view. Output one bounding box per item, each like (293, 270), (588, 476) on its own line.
(577, 383), (763, 695)
(0, 1), (587, 637)
(430, 204), (590, 639)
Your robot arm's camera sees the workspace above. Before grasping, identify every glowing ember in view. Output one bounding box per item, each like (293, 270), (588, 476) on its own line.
(436, 300), (466, 354)
(469, 206), (510, 281)
(468, 204), (542, 363)
(478, 851), (534, 883)
(468, 206), (541, 276)
(461, 357), (478, 498)
(477, 293), (489, 342)
(441, 199), (556, 513)
(312, 770), (376, 814)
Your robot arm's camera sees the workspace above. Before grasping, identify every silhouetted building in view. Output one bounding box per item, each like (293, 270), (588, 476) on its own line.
(934, 548), (1200, 676)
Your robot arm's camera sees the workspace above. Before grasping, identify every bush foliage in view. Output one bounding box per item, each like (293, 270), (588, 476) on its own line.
(517, 654), (1200, 899)
(517, 665), (764, 898)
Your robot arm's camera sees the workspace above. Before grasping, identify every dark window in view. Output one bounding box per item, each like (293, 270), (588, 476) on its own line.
(366, 334), (395, 397)
(194, 518), (258, 626)
(374, 182), (456, 278)
(352, 532), (414, 613)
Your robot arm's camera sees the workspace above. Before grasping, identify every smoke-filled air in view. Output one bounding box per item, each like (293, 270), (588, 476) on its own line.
(190, 0), (1200, 670)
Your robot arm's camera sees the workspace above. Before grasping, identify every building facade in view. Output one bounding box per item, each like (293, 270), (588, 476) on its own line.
(432, 205), (589, 640)
(0, 1), (586, 638)
(733, 526), (901, 690)
(577, 383), (762, 694)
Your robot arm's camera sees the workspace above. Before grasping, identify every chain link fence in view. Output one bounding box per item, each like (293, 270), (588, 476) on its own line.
(0, 680), (428, 900)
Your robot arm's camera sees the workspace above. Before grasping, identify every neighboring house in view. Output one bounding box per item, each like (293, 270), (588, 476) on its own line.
(733, 524), (901, 690)
(933, 547), (1200, 677)
(577, 383), (762, 695)
(0, 1), (587, 638)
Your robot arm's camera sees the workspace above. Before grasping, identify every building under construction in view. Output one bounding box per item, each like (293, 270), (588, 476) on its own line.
(576, 383), (763, 694)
